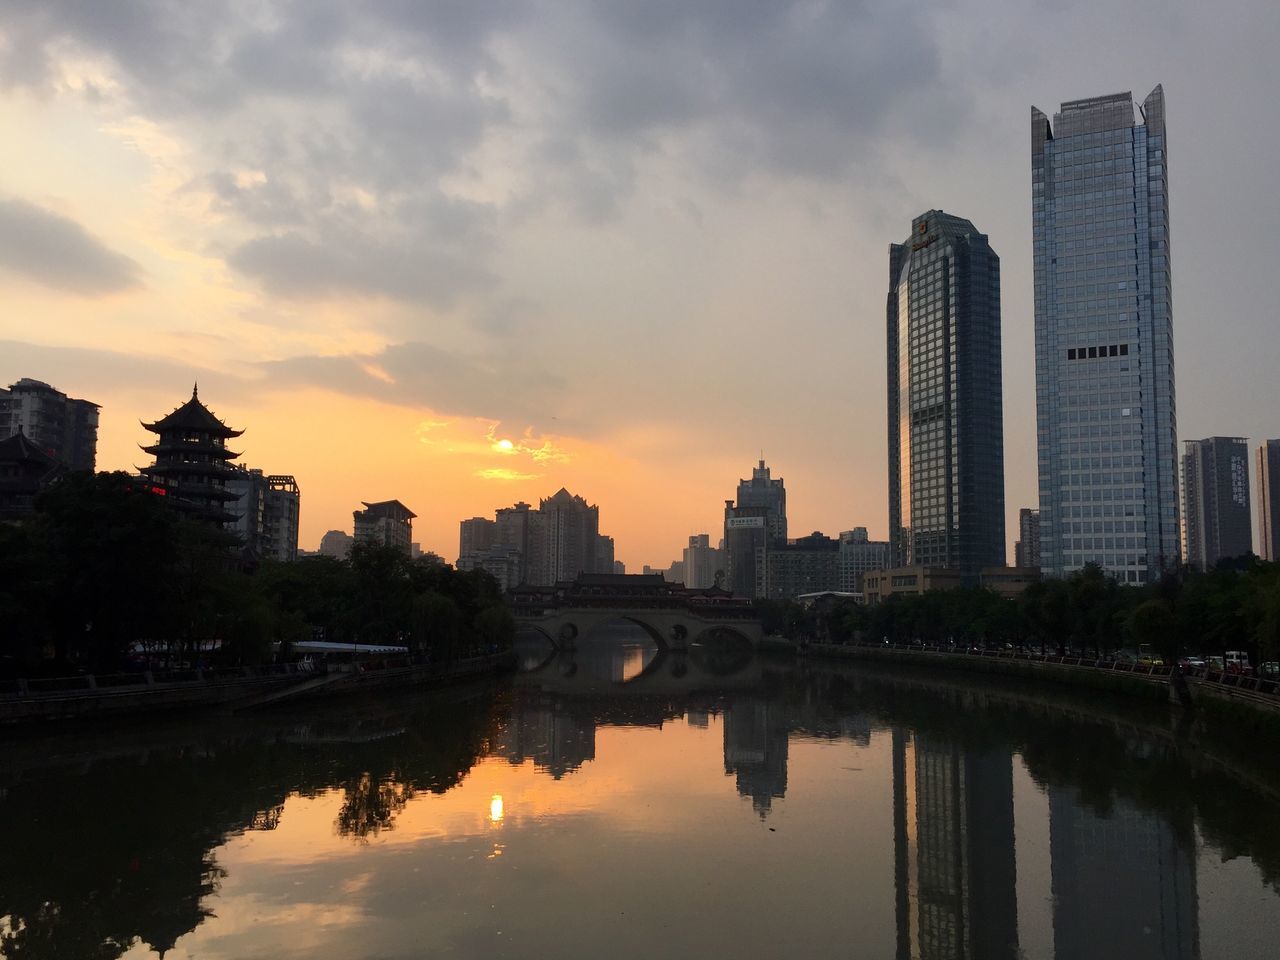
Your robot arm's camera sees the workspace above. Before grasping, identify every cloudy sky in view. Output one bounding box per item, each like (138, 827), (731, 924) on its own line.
(2, 0), (1278, 566)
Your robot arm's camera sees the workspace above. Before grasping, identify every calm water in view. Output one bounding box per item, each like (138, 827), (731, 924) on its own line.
(3, 625), (1279, 959)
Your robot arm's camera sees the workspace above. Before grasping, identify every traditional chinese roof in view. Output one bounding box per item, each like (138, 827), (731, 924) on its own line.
(0, 427), (59, 468)
(141, 384), (244, 438)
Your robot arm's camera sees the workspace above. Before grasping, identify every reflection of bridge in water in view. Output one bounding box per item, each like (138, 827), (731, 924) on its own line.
(509, 573), (763, 650)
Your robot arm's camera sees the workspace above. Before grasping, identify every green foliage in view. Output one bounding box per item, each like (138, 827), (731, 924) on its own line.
(756, 559), (1280, 664)
(0, 476), (514, 676)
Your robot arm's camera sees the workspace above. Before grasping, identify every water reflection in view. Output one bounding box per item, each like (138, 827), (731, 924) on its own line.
(0, 661), (1275, 958)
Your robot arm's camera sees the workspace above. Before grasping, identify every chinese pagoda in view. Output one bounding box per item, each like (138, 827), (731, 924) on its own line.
(140, 384), (243, 526)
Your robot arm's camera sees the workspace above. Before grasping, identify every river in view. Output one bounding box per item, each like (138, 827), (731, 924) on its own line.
(1, 623), (1278, 959)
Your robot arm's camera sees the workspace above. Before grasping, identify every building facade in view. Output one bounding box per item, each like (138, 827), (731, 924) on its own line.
(735, 460), (787, 542)
(540, 488), (603, 582)
(1181, 437), (1251, 571)
(1032, 87), (1179, 581)
(140, 386), (244, 527)
(683, 533), (724, 589)
(457, 542), (524, 592)
(0, 378), (99, 472)
(319, 529), (354, 559)
(887, 211), (1005, 577)
(353, 500), (415, 553)
(838, 528), (889, 593)
(723, 459), (788, 598)
(1014, 508), (1042, 569)
(228, 467), (301, 562)
(1257, 440), (1280, 562)
(755, 532), (841, 600)
(0, 429), (64, 521)
(459, 517), (498, 562)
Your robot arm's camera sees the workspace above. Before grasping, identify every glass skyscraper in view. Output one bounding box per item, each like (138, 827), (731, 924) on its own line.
(1032, 87), (1179, 581)
(887, 211), (1005, 576)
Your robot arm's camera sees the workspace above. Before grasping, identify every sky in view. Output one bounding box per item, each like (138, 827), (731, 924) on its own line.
(2, 0), (1278, 568)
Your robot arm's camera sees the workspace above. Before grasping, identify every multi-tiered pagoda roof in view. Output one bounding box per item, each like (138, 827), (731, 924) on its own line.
(140, 385), (243, 526)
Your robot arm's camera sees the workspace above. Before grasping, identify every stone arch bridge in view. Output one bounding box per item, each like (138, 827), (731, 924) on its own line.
(510, 573), (763, 651)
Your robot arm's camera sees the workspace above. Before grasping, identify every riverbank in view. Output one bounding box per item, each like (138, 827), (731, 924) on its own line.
(0, 652), (516, 726)
(804, 641), (1280, 735)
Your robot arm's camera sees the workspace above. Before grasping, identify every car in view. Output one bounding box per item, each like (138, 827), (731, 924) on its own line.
(1258, 661), (1280, 679)
(1178, 656), (1206, 670)
(1206, 655), (1226, 673)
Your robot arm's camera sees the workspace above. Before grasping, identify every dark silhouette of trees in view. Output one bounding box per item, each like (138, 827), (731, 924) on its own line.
(0, 474), (514, 677)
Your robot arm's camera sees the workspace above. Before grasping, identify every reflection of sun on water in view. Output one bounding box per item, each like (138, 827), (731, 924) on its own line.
(490, 793), (504, 823)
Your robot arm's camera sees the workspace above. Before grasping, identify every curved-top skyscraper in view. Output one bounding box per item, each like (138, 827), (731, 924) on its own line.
(1032, 87), (1179, 582)
(886, 210), (1005, 577)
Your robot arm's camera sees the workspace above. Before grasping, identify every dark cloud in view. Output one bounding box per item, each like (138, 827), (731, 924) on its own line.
(226, 193), (497, 304)
(0, 197), (141, 294)
(0, 0), (962, 302)
(259, 340), (575, 433)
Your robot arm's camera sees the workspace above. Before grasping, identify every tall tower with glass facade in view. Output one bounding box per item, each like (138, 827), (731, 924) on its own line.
(1257, 440), (1280, 561)
(1032, 87), (1179, 582)
(1182, 437), (1251, 571)
(887, 211), (1005, 577)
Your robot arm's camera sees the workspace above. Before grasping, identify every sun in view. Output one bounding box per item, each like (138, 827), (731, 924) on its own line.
(495, 439), (515, 451)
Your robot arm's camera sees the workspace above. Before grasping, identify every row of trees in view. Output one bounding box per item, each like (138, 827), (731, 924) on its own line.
(0, 472), (513, 677)
(758, 560), (1280, 665)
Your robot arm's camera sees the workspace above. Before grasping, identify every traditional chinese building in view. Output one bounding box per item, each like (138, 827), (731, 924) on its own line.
(140, 385), (243, 527)
(0, 427), (65, 522)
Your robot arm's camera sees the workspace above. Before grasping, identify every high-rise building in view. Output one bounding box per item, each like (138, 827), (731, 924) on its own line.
(140, 386), (243, 527)
(735, 459), (787, 542)
(459, 516), (497, 562)
(838, 527), (889, 593)
(0, 378), (99, 471)
(228, 466), (301, 562)
(1014, 508), (1041, 569)
(457, 542), (524, 592)
(1182, 437), (1251, 570)
(353, 500), (415, 553)
(683, 534), (724, 589)
(1257, 440), (1280, 561)
(723, 459), (788, 598)
(1032, 87), (1179, 581)
(887, 211), (1005, 577)
(540, 488), (602, 582)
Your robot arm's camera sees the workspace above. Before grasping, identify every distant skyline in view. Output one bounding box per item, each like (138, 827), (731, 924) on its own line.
(2, 2), (1278, 568)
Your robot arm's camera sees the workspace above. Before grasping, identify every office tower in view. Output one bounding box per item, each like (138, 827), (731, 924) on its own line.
(723, 459), (788, 597)
(736, 459), (787, 542)
(1049, 787), (1198, 960)
(683, 533), (724, 589)
(353, 500), (415, 553)
(1256, 440), (1280, 561)
(228, 466), (301, 562)
(1182, 437), (1251, 570)
(838, 527), (889, 592)
(1014, 508), (1041, 569)
(1032, 87), (1179, 581)
(495, 501), (548, 585)
(891, 732), (1019, 960)
(0, 378), (99, 471)
(141, 385), (243, 527)
(887, 211), (1005, 577)
(540, 488), (602, 582)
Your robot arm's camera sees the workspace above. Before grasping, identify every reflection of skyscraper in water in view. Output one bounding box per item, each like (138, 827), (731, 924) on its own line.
(892, 730), (1019, 960)
(1050, 787), (1199, 959)
(722, 701), (788, 816)
(491, 701), (596, 780)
